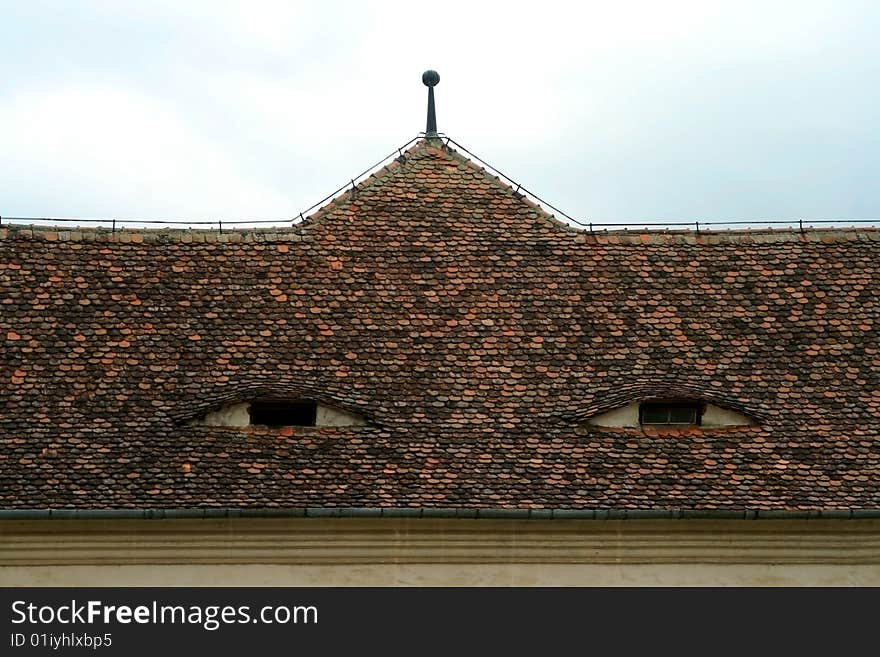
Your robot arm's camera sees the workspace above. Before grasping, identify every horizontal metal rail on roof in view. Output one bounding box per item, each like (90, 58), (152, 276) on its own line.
(0, 134), (423, 233)
(1, 133), (878, 233)
(443, 137), (880, 232)
(2, 215), (878, 232)
(1, 508), (879, 520)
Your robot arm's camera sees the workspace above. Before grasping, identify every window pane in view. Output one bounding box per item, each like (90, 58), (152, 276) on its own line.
(641, 406), (669, 424)
(640, 402), (701, 425)
(250, 401), (317, 427)
(668, 407), (698, 424)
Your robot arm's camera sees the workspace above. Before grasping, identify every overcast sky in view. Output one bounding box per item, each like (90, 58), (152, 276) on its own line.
(1, 1), (877, 228)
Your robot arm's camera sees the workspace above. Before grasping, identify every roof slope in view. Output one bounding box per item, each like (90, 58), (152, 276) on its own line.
(2, 139), (880, 510)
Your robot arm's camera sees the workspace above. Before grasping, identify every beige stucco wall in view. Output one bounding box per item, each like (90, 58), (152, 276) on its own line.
(315, 404), (366, 427)
(2, 518), (878, 586)
(701, 404), (756, 427)
(4, 563), (878, 587)
(200, 401), (250, 426)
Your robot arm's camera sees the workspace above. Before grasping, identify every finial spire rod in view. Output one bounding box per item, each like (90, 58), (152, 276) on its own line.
(422, 70), (440, 137)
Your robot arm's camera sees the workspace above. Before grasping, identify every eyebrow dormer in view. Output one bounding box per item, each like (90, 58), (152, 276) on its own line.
(587, 398), (757, 428)
(196, 398), (366, 428)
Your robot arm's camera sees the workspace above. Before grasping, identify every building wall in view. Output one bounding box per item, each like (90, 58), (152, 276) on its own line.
(2, 518), (878, 586)
(5, 564), (879, 586)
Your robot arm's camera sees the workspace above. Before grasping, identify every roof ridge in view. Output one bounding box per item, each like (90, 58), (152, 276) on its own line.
(3, 134), (878, 237)
(298, 136), (581, 235)
(437, 141), (579, 233)
(298, 138), (432, 227)
(2, 223), (879, 245)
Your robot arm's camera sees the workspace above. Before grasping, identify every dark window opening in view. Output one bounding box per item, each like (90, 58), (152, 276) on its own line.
(249, 400), (317, 427)
(639, 401), (703, 426)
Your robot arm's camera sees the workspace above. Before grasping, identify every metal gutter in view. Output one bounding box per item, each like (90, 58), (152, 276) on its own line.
(1, 508), (878, 520)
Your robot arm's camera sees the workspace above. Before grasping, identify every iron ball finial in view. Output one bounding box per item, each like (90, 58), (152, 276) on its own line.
(422, 70), (440, 87)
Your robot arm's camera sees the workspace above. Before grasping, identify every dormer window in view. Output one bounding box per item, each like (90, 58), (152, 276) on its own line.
(250, 400), (317, 427)
(586, 398), (757, 429)
(194, 398), (366, 428)
(639, 401), (702, 426)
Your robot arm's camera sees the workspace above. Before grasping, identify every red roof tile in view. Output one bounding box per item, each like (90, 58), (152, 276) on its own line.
(1, 139), (880, 510)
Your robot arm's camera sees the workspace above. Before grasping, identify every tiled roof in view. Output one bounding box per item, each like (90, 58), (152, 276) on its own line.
(2, 139), (879, 511)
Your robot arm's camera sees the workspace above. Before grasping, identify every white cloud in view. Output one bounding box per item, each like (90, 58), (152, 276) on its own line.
(0, 84), (295, 220)
(0, 0), (877, 223)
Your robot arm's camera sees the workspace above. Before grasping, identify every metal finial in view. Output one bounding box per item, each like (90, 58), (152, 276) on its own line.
(422, 70), (439, 137)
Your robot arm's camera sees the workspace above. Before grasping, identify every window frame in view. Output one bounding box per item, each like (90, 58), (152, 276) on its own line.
(249, 399), (318, 428)
(638, 400), (704, 427)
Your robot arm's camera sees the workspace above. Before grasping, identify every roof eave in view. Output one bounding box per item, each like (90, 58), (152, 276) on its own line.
(1, 508), (878, 520)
